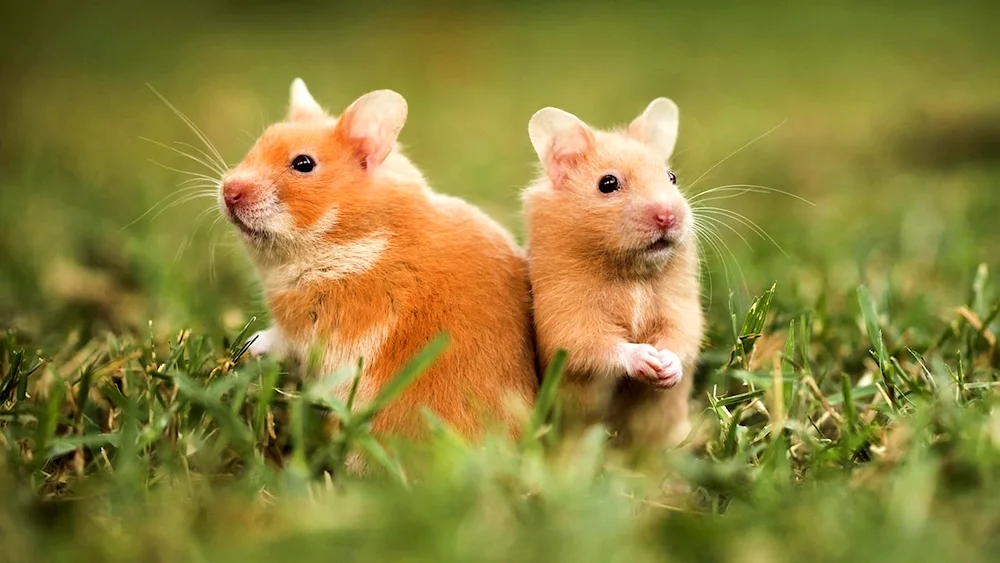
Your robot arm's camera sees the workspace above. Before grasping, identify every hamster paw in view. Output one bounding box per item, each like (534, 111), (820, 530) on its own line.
(621, 343), (667, 382)
(247, 327), (277, 357)
(652, 348), (683, 389)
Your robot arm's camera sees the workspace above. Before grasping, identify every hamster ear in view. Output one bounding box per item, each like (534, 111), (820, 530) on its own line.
(628, 97), (679, 161)
(334, 89), (408, 171)
(287, 78), (327, 122)
(528, 107), (595, 184)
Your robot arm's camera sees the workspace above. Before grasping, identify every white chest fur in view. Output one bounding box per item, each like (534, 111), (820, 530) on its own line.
(267, 320), (394, 404)
(629, 284), (650, 341)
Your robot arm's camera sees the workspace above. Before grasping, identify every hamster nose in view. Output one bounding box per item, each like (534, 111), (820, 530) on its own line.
(223, 181), (251, 209)
(651, 207), (676, 229)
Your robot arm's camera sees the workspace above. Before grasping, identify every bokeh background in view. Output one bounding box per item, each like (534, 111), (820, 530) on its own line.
(1, 0), (998, 345)
(3, 3), (1000, 562)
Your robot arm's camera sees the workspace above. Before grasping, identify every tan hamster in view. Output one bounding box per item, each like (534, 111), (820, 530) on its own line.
(219, 79), (538, 469)
(522, 98), (703, 451)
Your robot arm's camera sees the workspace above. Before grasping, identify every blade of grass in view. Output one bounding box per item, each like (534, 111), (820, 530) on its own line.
(528, 348), (567, 437)
(357, 334), (449, 424)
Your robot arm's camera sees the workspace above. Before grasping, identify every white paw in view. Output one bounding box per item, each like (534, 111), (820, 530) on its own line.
(248, 327), (277, 357)
(621, 343), (666, 382)
(653, 348), (683, 390)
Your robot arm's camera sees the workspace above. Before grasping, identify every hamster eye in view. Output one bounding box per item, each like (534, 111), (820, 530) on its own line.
(666, 170), (677, 184)
(598, 174), (621, 194)
(291, 155), (316, 173)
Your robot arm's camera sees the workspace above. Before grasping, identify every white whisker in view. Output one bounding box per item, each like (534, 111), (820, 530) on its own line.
(174, 206), (217, 264)
(176, 177), (221, 189)
(691, 224), (716, 307)
(174, 141), (228, 176)
(140, 137), (225, 178)
(695, 206), (788, 258)
(148, 159), (219, 183)
(693, 221), (728, 293)
(695, 220), (748, 294)
(686, 120), (786, 190)
(208, 215), (227, 283)
(149, 192), (217, 222)
(121, 185), (217, 232)
(147, 85), (228, 170)
(689, 183), (815, 206)
(694, 212), (754, 251)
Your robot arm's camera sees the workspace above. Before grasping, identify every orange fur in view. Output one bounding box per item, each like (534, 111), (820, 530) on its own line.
(220, 81), (537, 472)
(523, 100), (704, 452)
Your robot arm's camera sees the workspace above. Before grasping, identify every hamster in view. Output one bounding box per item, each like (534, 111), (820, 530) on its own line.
(522, 98), (704, 452)
(219, 79), (538, 470)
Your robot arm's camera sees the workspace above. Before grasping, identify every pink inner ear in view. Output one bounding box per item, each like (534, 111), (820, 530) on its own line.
(626, 117), (648, 143)
(357, 135), (389, 171)
(339, 116), (384, 171)
(556, 126), (592, 159)
(544, 126), (592, 187)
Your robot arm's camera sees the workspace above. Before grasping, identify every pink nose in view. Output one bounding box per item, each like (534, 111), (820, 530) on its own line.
(652, 207), (676, 229)
(223, 181), (252, 210)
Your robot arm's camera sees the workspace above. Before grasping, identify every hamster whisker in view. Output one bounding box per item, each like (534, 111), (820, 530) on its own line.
(177, 177), (221, 188)
(693, 219), (748, 295)
(692, 223), (726, 284)
(148, 160), (220, 183)
(685, 120), (786, 190)
(691, 223), (717, 306)
(174, 141), (229, 177)
(174, 206), (217, 264)
(120, 185), (216, 232)
(689, 183), (814, 206)
(147, 84), (229, 171)
(694, 206), (788, 258)
(207, 214), (227, 283)
(687, 186), (766, 203)
(694, 213), (754, 251)
(149, 191), (217, 223)
(140, 137), (226, 178)
(240, 129), (259, 146)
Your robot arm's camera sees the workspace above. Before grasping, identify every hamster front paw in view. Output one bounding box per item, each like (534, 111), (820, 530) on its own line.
(247, 327), (277, 357)
(621, 343), (667, 382)
(652, 348), (683, 389)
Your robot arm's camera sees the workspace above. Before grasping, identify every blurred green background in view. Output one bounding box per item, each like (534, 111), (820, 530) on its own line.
(3, 2), (1000, 562)
(1, 0), (999, 343)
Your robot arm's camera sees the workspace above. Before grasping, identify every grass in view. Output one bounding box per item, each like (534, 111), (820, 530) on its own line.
(2, 0), (1000, 561)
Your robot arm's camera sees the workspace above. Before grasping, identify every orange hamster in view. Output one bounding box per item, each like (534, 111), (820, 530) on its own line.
(522, 98), (703, 452)
(219, 79), (538, 470)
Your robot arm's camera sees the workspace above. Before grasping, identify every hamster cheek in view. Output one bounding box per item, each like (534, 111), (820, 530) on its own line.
(260, 205), (300, 240)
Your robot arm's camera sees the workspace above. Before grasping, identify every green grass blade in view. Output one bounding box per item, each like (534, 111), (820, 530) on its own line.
(857, 285), (888, 372)
(358, 333), (449, 423)
(346, 357), (364, 412)
(840, 375), (859, 433)
(33, 380), (67, 469)
(228, 316), (257, 359)
(740, 282), (777, 336)
(253, 363), (280, 441)
(528, 348), (566, 437)
(75, 365), (95, 426)
(47, 432), (121, 460)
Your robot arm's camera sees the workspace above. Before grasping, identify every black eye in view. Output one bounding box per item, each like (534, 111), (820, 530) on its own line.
(291, 155), (315, 173)
(598, 174), (621, 194)
(667, 170), (677, 184)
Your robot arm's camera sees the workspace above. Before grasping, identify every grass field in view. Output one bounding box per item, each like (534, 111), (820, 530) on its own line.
(2, 0), (1000, 561)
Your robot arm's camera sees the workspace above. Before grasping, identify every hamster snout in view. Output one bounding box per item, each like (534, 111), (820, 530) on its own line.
(633, 198), (688, 242)
(646, 202), (677, 230)
(219, 174), (275, 238)
(223, 179), (257, 212)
